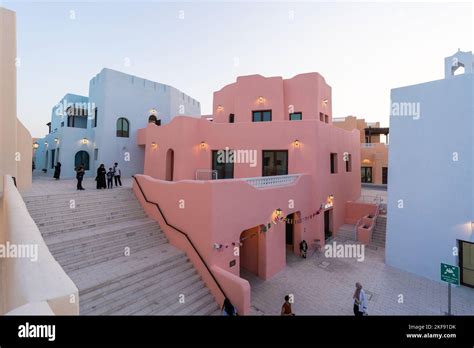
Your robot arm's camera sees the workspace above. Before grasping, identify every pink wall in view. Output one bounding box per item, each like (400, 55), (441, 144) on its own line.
(345, 201), (378, 225)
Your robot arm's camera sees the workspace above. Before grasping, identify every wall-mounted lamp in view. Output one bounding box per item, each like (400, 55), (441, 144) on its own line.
(200, 141), (207, 149)
(258, 96), (265, 104)
(322, 99), (329, 106)
(33, 142), (39, 149)
(217, 105), (224, 111)
(213, 243), (223, 250)
(151, 142), (158, 150)
(54, 138), (59, 144)
(149, 108), (158, 116)
(81, 137), (89, 145)
(293, 139), (300, 148)
(44, 141), (48, 147)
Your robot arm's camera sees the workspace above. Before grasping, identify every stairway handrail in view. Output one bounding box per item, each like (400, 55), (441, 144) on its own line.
(132, 175), (227, 306)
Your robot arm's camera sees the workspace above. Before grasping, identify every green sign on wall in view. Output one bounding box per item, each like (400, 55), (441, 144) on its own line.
(440, 263), (460, 285)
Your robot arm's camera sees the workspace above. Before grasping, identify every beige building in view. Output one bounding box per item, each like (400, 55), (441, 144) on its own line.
(334, 116), (389, 185)
(0, 7), (32, 192)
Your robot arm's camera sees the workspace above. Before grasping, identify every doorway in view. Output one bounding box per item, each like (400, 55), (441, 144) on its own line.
(240, 227), (260, 276)
(51, 149), (56, 169)
(382, 167), (388, 184)
(166, 149), (174, 181)
(460, 240), (474, 287)
(285, 213), (295, 246)
(324, 209), (333, 240)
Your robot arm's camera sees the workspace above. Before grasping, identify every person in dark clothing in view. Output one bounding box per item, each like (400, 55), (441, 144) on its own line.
(106, 168), (114, 189)
(53, 162), (61, 180)
(75, 165), (85, 190)
(281, 295), (295, 316)
(113, 162), (122, 187)
(96, 164), (107, 189)
(221, 298), (237, 316)
(299, 240), (308, 259)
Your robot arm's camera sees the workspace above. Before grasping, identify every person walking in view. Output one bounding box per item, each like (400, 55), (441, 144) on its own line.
(221, 298), (238, 316)
(299, 239), (308, 259)
(281, 295), (295, 316)
(53, 162), (61, 180)
(106, 168), (114, 189)
(96, 164), (107, 189)
(75, 165), (85, 191)
(353, 282), (368, 316)
(113, 162), (122, 187)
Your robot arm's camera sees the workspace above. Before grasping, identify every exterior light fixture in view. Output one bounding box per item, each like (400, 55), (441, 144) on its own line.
(213, 243), (222, 250)
(200, 141), (207, 149)
(54, 138), (59, 143)
(44, 141), (48, 147)
(294, 140), (300, 148)
(258, 96), (265, 104)
(149, 108), (157, 116)
(81, 137), (89, 145)
(33, 142), (39, 149)
(151, 142), (158, 150)
(322, 99), (329, 105)
(217, 105), (223, 111)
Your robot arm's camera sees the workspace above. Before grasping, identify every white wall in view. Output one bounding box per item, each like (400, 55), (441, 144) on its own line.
(386, 71), (473, 282)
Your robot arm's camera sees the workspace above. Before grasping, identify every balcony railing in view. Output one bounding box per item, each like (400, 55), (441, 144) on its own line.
(361, 143), (376, 148)
(241, 174), (301, 188)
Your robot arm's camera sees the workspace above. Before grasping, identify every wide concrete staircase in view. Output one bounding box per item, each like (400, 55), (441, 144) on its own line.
(24, 188), (220, 315)
(371, 215), (387, 248)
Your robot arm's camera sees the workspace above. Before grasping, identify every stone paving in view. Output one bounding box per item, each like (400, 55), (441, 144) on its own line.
(243, 237), (474, 316)
(22, 174), (133, 197)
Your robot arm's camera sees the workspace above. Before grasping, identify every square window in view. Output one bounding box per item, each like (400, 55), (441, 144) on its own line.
(330, 153), (338, 174)
(289, 112), (302, 120)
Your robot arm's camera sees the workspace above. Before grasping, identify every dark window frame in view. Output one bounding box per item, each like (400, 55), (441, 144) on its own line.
(229, 114), (235, 123)
(345, 154), (352, 172)
(459, 240), (474, 288)
(116, 117), (130, 138)
(289, 112), (302, 121)
(212, 149), (234, 179)
(330, 153), (338, 174)
(252, 110), (272, 122)
(262, 150), (289, 176)
(93, 107), (98, 128)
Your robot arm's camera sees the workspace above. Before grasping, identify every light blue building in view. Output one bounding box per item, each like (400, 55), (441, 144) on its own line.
(33, 68), (201, 178)
(386, 50), (474, 287)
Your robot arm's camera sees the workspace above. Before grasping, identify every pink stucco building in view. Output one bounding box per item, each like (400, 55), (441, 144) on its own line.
(133, 73), (363, 314)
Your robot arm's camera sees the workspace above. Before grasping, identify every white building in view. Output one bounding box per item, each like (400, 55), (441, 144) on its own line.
(33, 68), (201, 178)
(386, 50), (474, 287)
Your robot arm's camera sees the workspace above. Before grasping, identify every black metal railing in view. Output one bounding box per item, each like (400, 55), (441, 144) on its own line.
(132, 175), (227, 305)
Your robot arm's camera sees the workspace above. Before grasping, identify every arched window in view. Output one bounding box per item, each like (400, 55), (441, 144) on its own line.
(116, 118), (130, 137)
(74, 151), (90, 170)
(148, 115), (157, 123)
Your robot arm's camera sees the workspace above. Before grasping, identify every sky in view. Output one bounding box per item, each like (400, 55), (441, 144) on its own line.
(2, 0), (473, 138)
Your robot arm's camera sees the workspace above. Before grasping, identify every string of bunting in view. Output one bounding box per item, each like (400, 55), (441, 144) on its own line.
(216, 204), (326, 249)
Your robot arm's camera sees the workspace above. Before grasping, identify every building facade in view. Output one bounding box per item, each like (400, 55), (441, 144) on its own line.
(133, 73), (363, 313)
(33, 68), (201, 179)
(334, 116), (389, 185)
(386, 50), (474, 286)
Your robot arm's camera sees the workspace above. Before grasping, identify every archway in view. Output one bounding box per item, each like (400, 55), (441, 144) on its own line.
(75, 151), (90, 170)
(165, 149), (174, 181)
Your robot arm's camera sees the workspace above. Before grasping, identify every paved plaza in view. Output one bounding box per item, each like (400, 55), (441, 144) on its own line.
(244, 238), (474, 316)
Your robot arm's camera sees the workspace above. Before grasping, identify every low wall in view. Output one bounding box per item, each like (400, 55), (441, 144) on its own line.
(1, 175), (79, 315)
(133, 175), (252, 315)
(345, 201), (378, 225)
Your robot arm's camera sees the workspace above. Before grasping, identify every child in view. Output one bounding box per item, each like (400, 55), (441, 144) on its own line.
(106, 168), (114, 189)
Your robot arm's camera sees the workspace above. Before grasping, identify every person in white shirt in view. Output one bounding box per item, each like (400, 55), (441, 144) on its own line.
(353, 282), (368, 316)
(113, 162), (122, 187)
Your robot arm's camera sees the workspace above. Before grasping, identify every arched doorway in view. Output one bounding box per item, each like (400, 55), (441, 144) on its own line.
(240, 226), (260, 277)
(165, 149), (174, 181)
(75, 151), (90, 170)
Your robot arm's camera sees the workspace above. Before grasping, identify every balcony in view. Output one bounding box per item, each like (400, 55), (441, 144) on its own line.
(241, 174), (301, 189)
